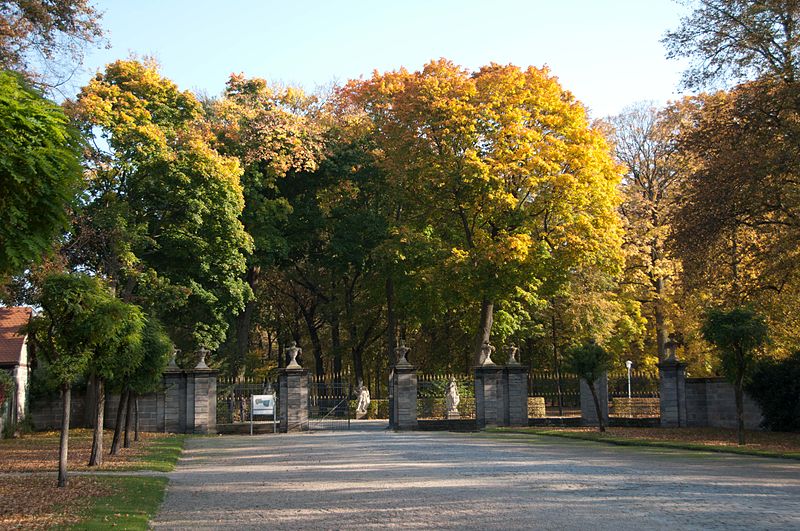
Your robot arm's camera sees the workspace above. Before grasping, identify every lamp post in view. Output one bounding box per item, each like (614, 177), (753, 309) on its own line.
(625, 360), (633, 399)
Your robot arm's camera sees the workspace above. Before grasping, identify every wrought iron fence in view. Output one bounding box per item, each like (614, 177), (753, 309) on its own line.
(216, 376), (275, 424)
(528, 371), (581, 417)
(417, 373), (475, 419)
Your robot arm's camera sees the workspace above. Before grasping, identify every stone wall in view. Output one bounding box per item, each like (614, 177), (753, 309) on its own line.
(685, 377), (763, 430)
(579, 373), (609, 426)
(30, 368), (217, 434)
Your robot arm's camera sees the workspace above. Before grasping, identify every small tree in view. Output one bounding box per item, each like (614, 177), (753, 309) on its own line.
(565, 340), (612, 432)
(129, 316), (172, 442)
(87, 298), (145, 466)
(26, 273), (113, 487)
(701, 307), (768, 445)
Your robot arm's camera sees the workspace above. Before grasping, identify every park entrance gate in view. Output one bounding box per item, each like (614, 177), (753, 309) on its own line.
(308, 373), (351, 431)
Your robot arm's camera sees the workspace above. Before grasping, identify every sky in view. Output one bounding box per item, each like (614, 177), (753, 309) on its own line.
(75, 0), (691, 119)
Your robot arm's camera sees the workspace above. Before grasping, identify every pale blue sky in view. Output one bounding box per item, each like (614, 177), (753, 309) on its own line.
(77, 0), (691, 119)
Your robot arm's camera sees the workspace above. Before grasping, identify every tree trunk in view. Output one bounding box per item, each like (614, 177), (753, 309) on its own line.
(88, 376), (105, 466)
(301, 303), (324, 377)
(551, 303), (564, 416)
(58, 383), (71, 488)
(588, 381), (606, 433)
(231, 266), (259, 377)
(123, 391), (133, 448)
(386, 276), (397, 365)
(110, 388), (128, 455)
(654, 276), (667, 361)
(134, 394), (140, 442)
(735, 377), (746, 445)
(473, 297), (494, 366)
(331, 313), (342, 375)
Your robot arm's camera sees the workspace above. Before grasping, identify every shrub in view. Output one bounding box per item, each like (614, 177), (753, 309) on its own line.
(746, 351), (800, 432)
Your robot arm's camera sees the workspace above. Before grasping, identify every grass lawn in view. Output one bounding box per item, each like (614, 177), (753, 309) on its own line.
(0, 429), (185, 529)
(490, 426), (800, 459)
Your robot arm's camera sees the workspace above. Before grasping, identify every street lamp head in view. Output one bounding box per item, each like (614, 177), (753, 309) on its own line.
(625, 360), (633, 370)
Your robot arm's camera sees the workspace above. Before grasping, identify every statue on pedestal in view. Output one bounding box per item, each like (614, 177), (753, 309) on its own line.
(355, 380), (371, 417)
(446, 377), (460, 419)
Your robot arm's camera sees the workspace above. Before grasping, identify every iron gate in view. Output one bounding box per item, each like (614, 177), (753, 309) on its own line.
(308, 374), (351, 430)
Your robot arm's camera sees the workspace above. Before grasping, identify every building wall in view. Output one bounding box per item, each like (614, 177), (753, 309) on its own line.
(685, 377), (763, 430)
(14, 341), (29, 421)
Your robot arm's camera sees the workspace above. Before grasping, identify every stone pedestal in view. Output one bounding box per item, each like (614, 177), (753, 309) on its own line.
(580, 372), (609, 427)
(279, 368), (308, 432)
(475, 365), (505, 429)
(187, 368), (217, 434)
(504, 365), (528, 427)
(658, 358), (687, 427)
(391, 365), (418, 430)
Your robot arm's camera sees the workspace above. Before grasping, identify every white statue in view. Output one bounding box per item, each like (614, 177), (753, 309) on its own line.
(355, 381), (371, 415)
(446, 377), (460, 413)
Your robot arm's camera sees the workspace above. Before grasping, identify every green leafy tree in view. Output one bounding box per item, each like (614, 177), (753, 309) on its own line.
(26, 273), (115, 487)
(86, 298), (144, 466)
(564, 340), (613, 432)
(69, 59), (252, 353)
(0, 71), (82, 278)
(128, 316), (172, 441)
(701, 307), (768, 444)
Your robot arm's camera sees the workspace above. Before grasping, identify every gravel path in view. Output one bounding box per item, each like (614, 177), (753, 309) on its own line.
(151, 425), (800, 530)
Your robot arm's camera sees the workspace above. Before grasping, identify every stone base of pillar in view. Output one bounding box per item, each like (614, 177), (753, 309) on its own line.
(504, 365), (527, 426)
(475, 365), (505, 429)
(391, 365), (417, 430)
(279, 368), (308, 433)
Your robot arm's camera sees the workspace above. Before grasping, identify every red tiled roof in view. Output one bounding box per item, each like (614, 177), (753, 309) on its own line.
(0, 307), (32, 365)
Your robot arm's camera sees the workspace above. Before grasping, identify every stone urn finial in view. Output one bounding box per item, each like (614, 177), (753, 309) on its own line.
(195, 346), (210, 370)
(479, 341), (496, 366)
(395, 340), (411, 367)
(286, 341), (303, 369)
(167, 348), (180, 370)
(506, 344), (520, 366)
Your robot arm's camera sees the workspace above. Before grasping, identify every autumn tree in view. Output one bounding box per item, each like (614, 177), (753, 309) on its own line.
(0, 71), (82, 278)
(609, 103), (682, 362)
(69, 59), (252, 354)
(0, 0), (104, 86)
(348, 60), (625, 366)
(664, 0), (800, 88)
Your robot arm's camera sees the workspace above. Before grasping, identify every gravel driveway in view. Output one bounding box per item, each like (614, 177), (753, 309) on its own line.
(151, 424), (800, 530)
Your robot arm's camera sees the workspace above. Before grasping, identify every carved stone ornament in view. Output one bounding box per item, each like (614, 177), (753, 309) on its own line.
(286, 342), (303, 369)
(395, 340), (411, 367)
(506, 345), (520, 366)
(195, 346), (210, 370)
(479, 341), (496, 366)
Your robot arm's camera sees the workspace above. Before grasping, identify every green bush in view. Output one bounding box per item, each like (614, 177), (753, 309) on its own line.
(746, 351), (800, 432)
(0, 370), (14, 409)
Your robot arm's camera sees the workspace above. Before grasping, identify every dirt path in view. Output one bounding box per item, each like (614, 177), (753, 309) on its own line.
(151, 427), (800, 530)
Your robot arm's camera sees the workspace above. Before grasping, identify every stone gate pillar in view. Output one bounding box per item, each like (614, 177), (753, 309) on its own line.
(186, 347), (217, 434)
(279, 343), (308, 433)
(391, 341), (418, 430)
(162, 349), (185, 433)
(658, 354), (687, 428)
(475, 342), (505, 429)
(580, 372), (609, 427)
(503, 346), (527, 427)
